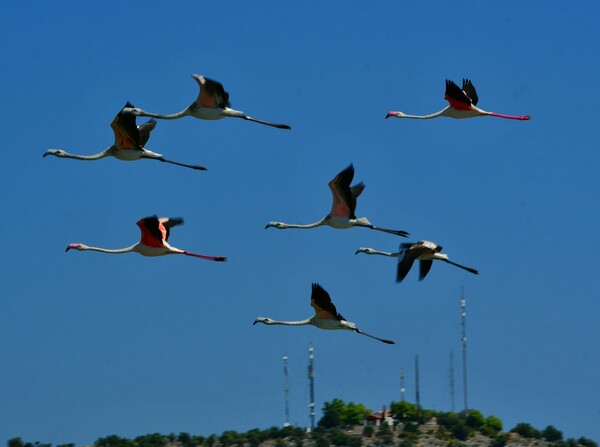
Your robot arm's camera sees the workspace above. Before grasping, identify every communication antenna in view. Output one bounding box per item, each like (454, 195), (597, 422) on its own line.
(460, 287), (469, 413)
(415, 354), (421, 409)
(449, 350), (455, 412)
(308, 343), (315, 429)
(283, 356), (290, 427)
(400, 368), (406, 402)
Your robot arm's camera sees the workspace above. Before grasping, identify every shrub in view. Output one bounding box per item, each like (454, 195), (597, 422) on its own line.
(511, 422), (541, 439)
(363, 425), (375, 438)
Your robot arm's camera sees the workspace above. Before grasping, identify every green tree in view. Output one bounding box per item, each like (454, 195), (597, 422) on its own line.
(134, 433), (168, 447)
(390, 402), (419, 422)
(542, 425), (563, 442)
(95, 434), (135, 447)
(465, 410), (485, 429)
(8, 438), (25, 447)
(319, 399), (346, 428)
(511, 422), (541, 439)
(363, 425), (375, 438)
(485, 416), (503, 433)
(342, 402), (372, 425)
(490, 435), (507, 447)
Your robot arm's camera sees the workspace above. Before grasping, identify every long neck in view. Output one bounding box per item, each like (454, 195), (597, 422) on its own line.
(82, 244), (138, 254)
(403, 107), (447, 119)
(269, 318), (312, 326)
(269, 219), (325, 229)
(51, 149), (109, 160)
(136, 107), (190, 120)
(361, 249), (396, 257)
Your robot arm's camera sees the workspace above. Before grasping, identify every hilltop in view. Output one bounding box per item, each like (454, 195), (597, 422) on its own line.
(7, 400), (597, 447)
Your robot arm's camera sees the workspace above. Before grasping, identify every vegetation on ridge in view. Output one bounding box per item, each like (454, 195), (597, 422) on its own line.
(7, 400), (597, 447)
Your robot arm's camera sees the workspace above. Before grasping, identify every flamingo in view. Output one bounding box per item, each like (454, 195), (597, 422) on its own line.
(265, 164), (409, 237)
(253, 283), (395, 344)
(355, 240), (478, 283)
(124, 74), (291, 130)
(44, 102), (207, 170)
(386, 79), (530, 121)
(66, 216), (227, 261)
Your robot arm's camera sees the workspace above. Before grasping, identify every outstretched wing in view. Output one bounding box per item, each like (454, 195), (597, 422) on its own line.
(419, 260), (434, 280)
(158, 217), (184, 242)
(396, 243), (419, 283)
(138, 119), (157, 147)
(310, 283), (343, 320)
(111, 102), (141, 150)
(328, 164), (358, 219)
(136, 216), (183, 247)
(444, 80), (473, 110)
(136, 216), (165, 247)
(192, 74), (231, 109)
(461, 79), (479, 106)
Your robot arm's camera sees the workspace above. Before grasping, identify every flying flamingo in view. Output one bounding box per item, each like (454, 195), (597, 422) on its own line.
(44, 102), (207, 170)
(66, 216), (227, 261)
(253, 283), (395, 344)
(386, 79), (530, 121)
(124, 74), (291, 130)
(265, 164), (409, 237)
(355, 240), (478, 283)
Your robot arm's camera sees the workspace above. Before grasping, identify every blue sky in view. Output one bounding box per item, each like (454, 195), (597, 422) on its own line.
(1, 1), (599, 445)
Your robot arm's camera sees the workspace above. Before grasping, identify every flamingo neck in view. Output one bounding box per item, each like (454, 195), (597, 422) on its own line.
(258, 318), (312, 326)
(395, 108), (447, 119)
(46, 149), (110, 160)
(267, 220), (325, 229)
(80, 244), (138, 254)
(359, 248), (396, 257)
(136, 108), (190, 120)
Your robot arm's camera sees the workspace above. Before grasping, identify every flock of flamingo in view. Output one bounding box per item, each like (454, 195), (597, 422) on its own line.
(44, 75), (530, 345)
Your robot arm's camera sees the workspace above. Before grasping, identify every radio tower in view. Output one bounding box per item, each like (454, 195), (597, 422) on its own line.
(414, 355), (421, 409)
(400, 368), (406, 402)
(449, 351), (456, 412)
(308, 343), (315, 429)
(460, 287), (469, 413)
(283, 356), (290, 427)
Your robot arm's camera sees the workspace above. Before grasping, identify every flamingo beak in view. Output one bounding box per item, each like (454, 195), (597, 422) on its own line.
(65, 243), (77, 252)
(385, 112), (396, 119)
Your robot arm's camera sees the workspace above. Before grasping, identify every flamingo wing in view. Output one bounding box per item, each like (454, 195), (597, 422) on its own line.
(461, 79), (479, 106)
(111, 102), (141, 150)
(419, 260), (434, 280)
(136, 216), (167, 248)
(310, 283), (343, 320)
(444, 80), (473, 111)
(192, 74), (231, 109)
(396, 243), (419, 283)
(158, 217), (184, 242)
(138, 119), (157, 147)
(328, 164), (357, 219)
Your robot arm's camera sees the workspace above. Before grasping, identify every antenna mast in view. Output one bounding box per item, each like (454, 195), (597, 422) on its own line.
(400, 368), (406, 402)
(415, 355), (421, 409)
(461, 287), (469, 413)
(308, 343), (315, 429)
(449, 350), (455, 412)
(283, 356), (290, 427)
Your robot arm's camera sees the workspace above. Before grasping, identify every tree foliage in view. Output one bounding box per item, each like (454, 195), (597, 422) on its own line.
(318, 398), (372, 428)
(511, 422), (541, 439)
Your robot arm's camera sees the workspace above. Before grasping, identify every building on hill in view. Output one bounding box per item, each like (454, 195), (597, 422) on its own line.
(364, 409), (394, 427)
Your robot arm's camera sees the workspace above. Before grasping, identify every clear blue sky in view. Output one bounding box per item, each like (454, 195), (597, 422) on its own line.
(1, 1), (598, 445)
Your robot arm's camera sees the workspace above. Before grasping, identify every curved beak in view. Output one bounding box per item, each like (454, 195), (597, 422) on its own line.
(385, 112), (395, 119)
